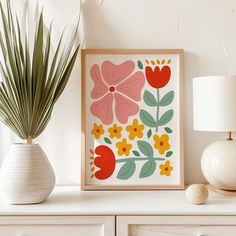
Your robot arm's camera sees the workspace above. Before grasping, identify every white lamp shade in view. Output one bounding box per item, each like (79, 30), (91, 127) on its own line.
(193, 76), (236, 132)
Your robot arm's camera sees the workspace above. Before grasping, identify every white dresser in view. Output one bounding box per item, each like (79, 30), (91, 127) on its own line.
(1, 186), (236, 236)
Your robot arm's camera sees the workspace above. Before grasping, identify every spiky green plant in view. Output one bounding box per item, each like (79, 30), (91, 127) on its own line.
(0, 1), (79, 144)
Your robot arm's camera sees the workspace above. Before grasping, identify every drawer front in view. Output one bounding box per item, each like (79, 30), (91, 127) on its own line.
(130, 225), (236, 236)
(117, 216), (236, 236)
(0, 225), (103, 236)
(0, 216), (115, 236)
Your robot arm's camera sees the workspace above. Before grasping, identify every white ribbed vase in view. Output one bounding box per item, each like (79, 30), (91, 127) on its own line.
(0, 144), (55, 204)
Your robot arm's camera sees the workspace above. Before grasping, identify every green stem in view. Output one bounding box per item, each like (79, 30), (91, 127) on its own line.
(26, 136), (33, 144)
(156, 88), (159, 132)
(116, 157), (165, 163)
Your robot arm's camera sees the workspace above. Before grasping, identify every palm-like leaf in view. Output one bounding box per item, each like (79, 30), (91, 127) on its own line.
(0, 1), (79, 143)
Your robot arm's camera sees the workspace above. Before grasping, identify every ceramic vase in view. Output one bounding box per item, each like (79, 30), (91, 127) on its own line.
(0, 143), (55, 204)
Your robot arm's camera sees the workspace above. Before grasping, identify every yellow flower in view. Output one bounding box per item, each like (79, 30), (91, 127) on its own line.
(108, 124), (122, 139)
(91, 123), (104, 139)
(116, 138), (132, 156)
(126, 119), (144, 140)
(159, 161), (173, 176)
(153, 134), (170, 154)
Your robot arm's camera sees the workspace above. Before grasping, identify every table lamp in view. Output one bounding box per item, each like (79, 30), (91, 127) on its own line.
(193, 75), (236, 190)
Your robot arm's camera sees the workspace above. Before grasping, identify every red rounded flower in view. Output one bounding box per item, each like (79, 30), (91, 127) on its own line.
(145, 65), (171, 88)
(94, 145), (116, 180)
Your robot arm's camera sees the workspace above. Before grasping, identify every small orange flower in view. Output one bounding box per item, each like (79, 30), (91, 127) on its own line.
(108, 124), (122, 139)
(126, 119), (144, 140)
(159, 161), (173, 176)
(91, 123), (104, 139)
(153, 134), (170, 155)
(116, 138), (132, 156)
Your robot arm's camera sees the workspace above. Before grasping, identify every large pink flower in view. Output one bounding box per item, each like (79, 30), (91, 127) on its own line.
(90, 60), (145, 125)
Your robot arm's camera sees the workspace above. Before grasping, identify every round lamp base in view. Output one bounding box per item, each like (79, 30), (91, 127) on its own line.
(201, 140), (236, 190)
(207, 184), (236, 196)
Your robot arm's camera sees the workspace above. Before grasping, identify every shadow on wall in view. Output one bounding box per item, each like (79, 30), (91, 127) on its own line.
(183, 51), (203, 184)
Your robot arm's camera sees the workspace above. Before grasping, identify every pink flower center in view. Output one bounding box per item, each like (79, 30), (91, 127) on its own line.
(109, 86), (115, 92)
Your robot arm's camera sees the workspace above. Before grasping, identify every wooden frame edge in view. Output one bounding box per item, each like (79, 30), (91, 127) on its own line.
(81, 50), (86, 190)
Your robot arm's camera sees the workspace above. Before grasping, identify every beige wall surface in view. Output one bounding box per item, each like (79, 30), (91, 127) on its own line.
(0, 0), (232, 185)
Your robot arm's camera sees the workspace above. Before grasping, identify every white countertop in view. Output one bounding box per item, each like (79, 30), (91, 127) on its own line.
(0, 186), (236, 216)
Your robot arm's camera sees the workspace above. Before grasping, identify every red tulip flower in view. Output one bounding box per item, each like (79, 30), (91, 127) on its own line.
(145, 65), (171, 89)
(94, 145), (116, 180)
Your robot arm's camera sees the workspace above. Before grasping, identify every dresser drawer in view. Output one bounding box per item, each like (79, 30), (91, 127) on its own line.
(0, 225), (103, 236)
(117, 216), (236, 236)
(129, 225), (236, 236)
(0, 216), (114, 236)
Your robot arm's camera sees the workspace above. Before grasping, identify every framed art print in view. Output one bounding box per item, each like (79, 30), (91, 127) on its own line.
(81, 49), (184, 190)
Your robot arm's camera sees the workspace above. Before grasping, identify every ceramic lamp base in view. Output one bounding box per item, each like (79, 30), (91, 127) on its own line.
(201, 140), (236, 190)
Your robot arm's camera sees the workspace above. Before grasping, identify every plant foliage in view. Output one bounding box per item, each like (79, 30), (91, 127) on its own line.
(0, 1), (80, 143)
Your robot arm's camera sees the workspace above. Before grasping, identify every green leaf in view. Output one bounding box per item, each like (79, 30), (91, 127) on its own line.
(164, 127), (173, 133)
(132, 150), (140, 156)
(140, 110), (156, 127)
(166, 151), (173, 157)
(147, 129), (152, 138)
(104, 137), (112, 144)
(139, 159), (156, 178)
(137, 60), (143, 70)
(143, 90), (157, 106)
(159, 90), (174, 106)
(117, 160), (136, 180)
(0, 1), (80, 141)
(158, 109), (174, 126)
(137, 140), (153, 157)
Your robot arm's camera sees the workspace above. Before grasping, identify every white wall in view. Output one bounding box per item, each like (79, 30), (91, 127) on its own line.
(1, 0), (234, 185)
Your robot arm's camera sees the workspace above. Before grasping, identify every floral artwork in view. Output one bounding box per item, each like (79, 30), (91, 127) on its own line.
(82, 49), (184, 189)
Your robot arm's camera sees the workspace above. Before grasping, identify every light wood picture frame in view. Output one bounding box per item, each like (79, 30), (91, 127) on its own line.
(81, 49), (184, 190)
